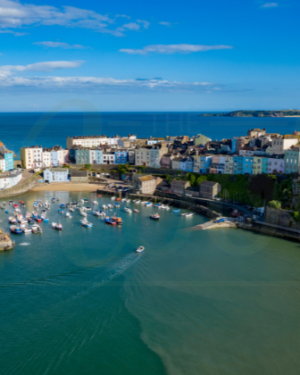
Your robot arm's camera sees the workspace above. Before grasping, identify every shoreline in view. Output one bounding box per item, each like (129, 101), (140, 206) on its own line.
(31, 183), (101, 192)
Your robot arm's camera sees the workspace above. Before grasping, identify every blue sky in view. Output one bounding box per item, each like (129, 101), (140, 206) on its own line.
(0, 0), (299, 111)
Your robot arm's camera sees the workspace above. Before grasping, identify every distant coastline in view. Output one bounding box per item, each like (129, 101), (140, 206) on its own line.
(198, 110), (300, 118)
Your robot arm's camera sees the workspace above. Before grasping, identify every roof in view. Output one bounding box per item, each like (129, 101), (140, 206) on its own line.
(171, 180), (190, 186)
(71, 169), (88, 177)
(200, 181), (220, 187)
(45, 168), (68, 173)
(138, 175), (155, 182)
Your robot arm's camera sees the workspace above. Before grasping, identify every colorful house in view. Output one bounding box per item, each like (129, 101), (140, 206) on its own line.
(90, 148), (102, 165)
(115, 149), (128, 164)
(233, 156), (243, 175)
(75, 148), (90, 165)
(3, 152), (14, 171)
(224, 155), (234, 174)
(268, 157), (285, 174)
(193, 155), (212, 174)
(180, 157), (194, 172)
(253, 156), (268, 174)
(284, 148), (300, 174)
(242, 156), (254, 174)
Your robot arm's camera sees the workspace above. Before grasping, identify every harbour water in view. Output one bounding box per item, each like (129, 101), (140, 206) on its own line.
(1, 192), (300, 374)
(1, 112), (300, 157)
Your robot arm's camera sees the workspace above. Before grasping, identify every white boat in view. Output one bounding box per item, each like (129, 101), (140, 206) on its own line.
(102, 205), (108, 209)
(182, 212), (193, 217)
(134, 200), (141, 204)
(81, 218), (93, 228)
(133, 209), (139, 213)
(93, 211), (101, 216)
(135, 246), (145, 253)
(124, 207), (132, 213)
(115, 204), (120, 208)
(52, 222), (63, 230)
(141, 201), (148, 205)
(126, 199), (131, 203)
(80, 210), (87, 217)
(111, 196), (116, 200)
(22, 226), (32, 234)
(65, 212), (72, 218)
(108, 204), (113, 209)
(69, 208), (74, 212)
(93, 201), (98, 205)
(31, 224), (42, 234)
(121, 198), (127, 202)
(145, 202), (152, 207)
(85, 207), (92, 211)
(9, 216), (17, 224)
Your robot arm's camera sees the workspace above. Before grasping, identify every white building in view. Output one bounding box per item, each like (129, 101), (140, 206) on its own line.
(20, 146), (43, 169)
(44, 168), (69, 183)
(102, 152), (115, 164)
(272, 136), (299, 155)
(0, 156), (5, 172)
(42, 149), (51, 167)
(67, 136), (119, 149)
(0, 169), (23, 190)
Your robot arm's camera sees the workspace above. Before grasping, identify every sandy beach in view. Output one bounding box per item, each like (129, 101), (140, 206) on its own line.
(32, 183), (102, 192)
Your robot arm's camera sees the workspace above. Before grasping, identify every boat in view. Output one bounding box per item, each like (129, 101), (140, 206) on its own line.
(145, 202), (152, 207)
(61, 203), (66, 208)
(135, 246), (145, 253)
(0, 204), (5, 210)
(19, 200), (25, 205)
(150, 214), (160, 220)
(99, 210), (106, 216)
(22, 226), (32, 234)
(5, 209), (9, 214)
(9, 216), (17, 224)
(85, 207), (92, 211)
(52, 222), (63, 230)
(83, 198), (89, 202)
(81, 218), (93, 227)
(58, 209), (63, 213)
(182, 212), (193, 217)
(80, 210), (87, 217)
(93, 201), (98, 205)
(65, 212), (72, 218)
(116, 197), (121, 201)
(32, 224), (42, 234)
(9, 200), (13, 205)
(17, 214), (24, 223)
(111, 196), (116, 200)
(10, 225), (23, 234)
(97, 195), (102, 197)
(102, 205), (108, 209)
(141, 201), (148, 205)
(104, 217), (117, 225)
(27, 218), (35, 224)
(115, 204), (120, 208)
(121, 198), (127, 202)
(155, 203), (161, 207)
(93, 211), (101, 216)
(33, 214), (42, 222)
(111, 215), (122, 225)
(69, 207), (74, 212)
(173, 209), (180, 213)
(133, 209), (139, 213)
(124, 207), (132, 213)
(13, 204), (18, 208)
(108, 204), (113, 209)
(126, 199), (131, 203)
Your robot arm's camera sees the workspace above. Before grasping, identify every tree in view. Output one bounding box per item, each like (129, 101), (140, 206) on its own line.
(269, 200), (282, 209)
(84, 164), (91, 170)
(165, 174), (172, 184)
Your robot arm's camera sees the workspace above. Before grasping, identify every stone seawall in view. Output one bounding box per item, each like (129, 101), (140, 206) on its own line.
(0, 176), (39, 199)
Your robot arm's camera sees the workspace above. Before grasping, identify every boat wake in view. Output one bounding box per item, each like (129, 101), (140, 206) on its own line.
(19, 243), (31, 246)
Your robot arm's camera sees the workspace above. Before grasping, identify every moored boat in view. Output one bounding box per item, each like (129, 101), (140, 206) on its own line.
(22, 226), (32, 234)
(81, 218), (93, 227)
(173, 209), (180, 213)
(9, 216), (17, 224)
(124, 207), (132, 213)
(133, 209), (139, 213)
(111, 215), (122, 225)
(150, 214), (160, 220)
(65, 212), (72, 218)
(10, 225), (23, 234)
(93, 211), (101, 216)
(52, 222), (63, 230)
(104, 217), (117, 225)
(145, 202), (152, 207)
(32, 224), (42, 234)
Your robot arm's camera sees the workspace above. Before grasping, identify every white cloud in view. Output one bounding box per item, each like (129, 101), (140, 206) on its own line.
(0, 60), (84, 76)
(159, 21), (172, 27)
(34, 41), (86, 49)
(261, 3), (278, 7)
(120, 44), (233, 55)
(122, 22), (140, 31)
(137, 19), (150, 29)
(0, 74), (221, 94)
(0, 0), (149, 36)
(0, 29), (27, 36)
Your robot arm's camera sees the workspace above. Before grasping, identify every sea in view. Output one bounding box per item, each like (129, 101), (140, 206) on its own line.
(0, 112), (300, 156)
(1, 113), (300, 375)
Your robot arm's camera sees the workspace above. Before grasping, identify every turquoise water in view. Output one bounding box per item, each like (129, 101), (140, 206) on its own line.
(1, 112), (300, 157)
(2, 192), (300, 374)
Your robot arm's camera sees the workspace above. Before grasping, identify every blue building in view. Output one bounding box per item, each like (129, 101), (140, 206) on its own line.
(180, 157), (194, 172)
(90, 148), (102, 164)
(4, 152), (14, 171)
(231, 138), (237, 154)
(242, 156), (254, 174)
(75, 149), (90, 165)
(233, 156), (243, 174)
(115, 150), (128, 164)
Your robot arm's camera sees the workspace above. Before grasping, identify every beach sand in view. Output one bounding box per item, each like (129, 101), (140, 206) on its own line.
(32, 183), (102, 192)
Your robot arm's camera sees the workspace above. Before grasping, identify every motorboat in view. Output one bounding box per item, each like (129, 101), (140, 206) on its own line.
(111, 215), (122, 225)
(135, 246), (145, 253)
(65, 212), (72, 218)
(85, 207), (92, 211)
(145, 202), (152, 207)
(93, 201), (98, 205)
(17, 214), (24, 223)
(141, 201), (148, 205)
(102, 205), (108, 209)
(22, 226), (32, 234)
(60, 204), (66, 208)
(126, 199), (131, 203)
(121, 198), (127, 202)
(9, 216), (17, 224)
(10, 225), (23, 234)
(83, 198), (88, 202)
(58, 209), (63, 213)
(155, 203), (161, 207)
(111, 196), (116, 200)
(93, 211), (101, 216)
(5, 209), (9, 214)
(80, 210), (87, 217)
(116, 197), (121, 201)
(27, 218), (35, 224)
(108, 204), (113, 209)
(115, 204), (120, 208)
(33, 214), (42, 222)
(181, 212), (193, 217)
(133, 209), (139, 213)
(9, 200), (13, 205)
(124, 207), (132, 213)
(97, 195), (102, 197)
(32, 224), (42, 234)
(81, 218), (93, 228)
(52, 222), (63, 230)
(173, 209), (180, 213)
(69, 207), (75, 212)
(104, 217), (117, 225)
(150, 214), (160, 220)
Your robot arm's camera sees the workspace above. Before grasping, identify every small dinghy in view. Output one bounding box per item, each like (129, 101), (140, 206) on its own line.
(93, 201), (98, 205)
(133, 209), (139, 213)
(9, 216), (17, 224)
(10, 225), (23, 234)
(115, 204), (120, 208)
(102, 205), (108, 209)
(5, 209), (9, 214)
(93, 211), (101, 216)
(65, 212), (72, 218)
(173, 209), (180, 213)
(80, 210), (87, 217)
(150, 214), (160, 220)
(81, 218), (93, 228)
(145, 202), (152, 207)
(111, 196), (116, 200)
(69, 207), (74, 212)
(124, 207), (132, 213)
(104, 217), (116, 225)
(135, 246), (145, 253)
(52, 222), (63, 230)
(22, 226), (32, 234)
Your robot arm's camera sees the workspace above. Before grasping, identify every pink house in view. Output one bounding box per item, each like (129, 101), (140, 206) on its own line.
(160, 154), (174, 169)
(268, 158), (284, 173)
(63, 149), (70, 164)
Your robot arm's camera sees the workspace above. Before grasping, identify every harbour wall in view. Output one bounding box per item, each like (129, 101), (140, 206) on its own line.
(0, 176), (40, 199)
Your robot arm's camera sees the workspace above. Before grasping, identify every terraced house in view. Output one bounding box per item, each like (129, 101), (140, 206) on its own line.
(90, 148), (102, 165)
(284, 147), (300, 174)
(20, 146), (43, 169)
(253, 156), (268, 174)
(75, 148), (90, 165)
(115, 149), (128, 164)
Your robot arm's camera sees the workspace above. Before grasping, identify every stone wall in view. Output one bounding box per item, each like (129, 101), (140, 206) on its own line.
(266, 207), (299, 230)
(0, 176), (39, 198)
